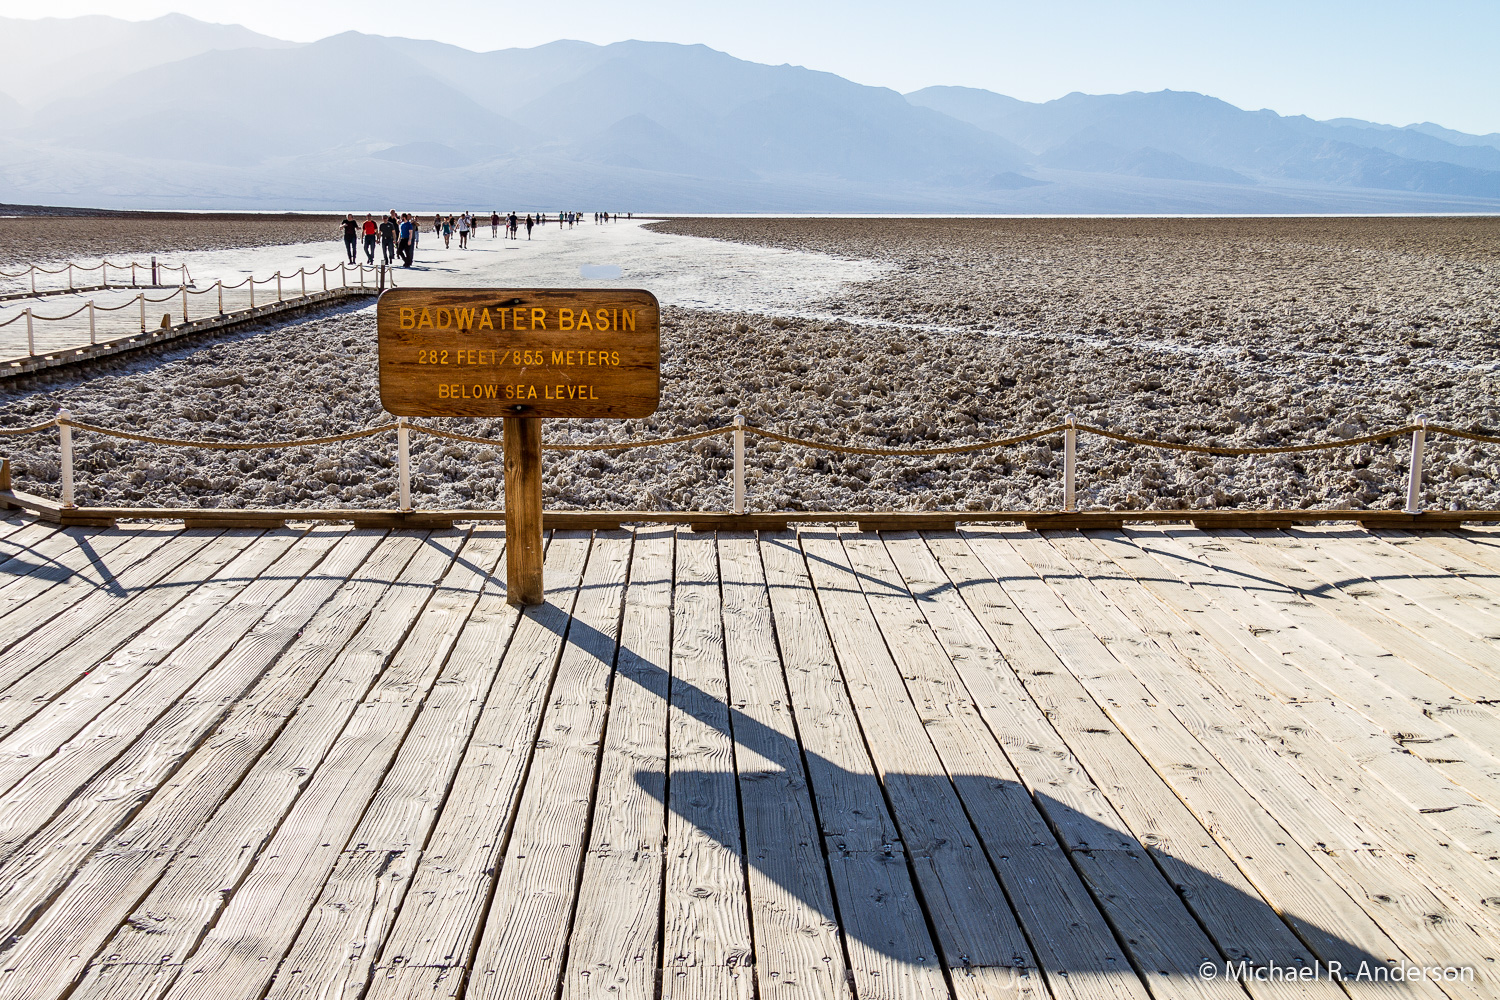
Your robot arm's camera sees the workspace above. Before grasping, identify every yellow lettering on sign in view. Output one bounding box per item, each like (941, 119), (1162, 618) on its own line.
(577, 309), (593, 331)
(400, 307), (415, 329)
(552, 350), (565, 365)
(456, 308), (476, 330)
(479, 308), (493, 330)
(558, 308), (573, 330)
(532, 308), (547, 329)
(417, 308), (433, 329)
(596, 309), (610, 331)
(621, 309), (635, 332)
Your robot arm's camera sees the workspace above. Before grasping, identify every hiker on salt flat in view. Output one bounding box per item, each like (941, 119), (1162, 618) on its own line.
(340, 214), (359, 264)
(362, 215), (378, 264)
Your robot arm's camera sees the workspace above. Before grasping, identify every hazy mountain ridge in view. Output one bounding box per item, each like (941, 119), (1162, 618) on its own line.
(0, 13), (1495, 211)
(907, 85), (1500, 199)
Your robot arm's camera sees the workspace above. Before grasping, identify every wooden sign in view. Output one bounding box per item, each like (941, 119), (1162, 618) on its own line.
(375, 287), (660, 609)
(376, 287), (660, 418)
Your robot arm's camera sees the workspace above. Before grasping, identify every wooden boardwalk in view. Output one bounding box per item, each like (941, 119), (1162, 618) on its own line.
(0, 513), (1496, 1000)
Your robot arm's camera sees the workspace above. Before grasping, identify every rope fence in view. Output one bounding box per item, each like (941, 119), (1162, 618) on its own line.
(0, 257), (192, 295)
(0, 262), (390, 358)
(2, 409), (1495, 516)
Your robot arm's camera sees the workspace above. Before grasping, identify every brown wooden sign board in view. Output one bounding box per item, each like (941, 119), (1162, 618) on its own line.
(376, 287), (661, 608)
(376, 287), (660, 418)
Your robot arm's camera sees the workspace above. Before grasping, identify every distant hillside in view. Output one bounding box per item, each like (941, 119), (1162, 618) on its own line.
(906, 86), (1500, 200)
(0, 13), (1496, 212)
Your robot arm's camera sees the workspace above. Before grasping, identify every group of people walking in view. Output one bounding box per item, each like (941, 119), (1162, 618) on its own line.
(339, 208), (632, 268)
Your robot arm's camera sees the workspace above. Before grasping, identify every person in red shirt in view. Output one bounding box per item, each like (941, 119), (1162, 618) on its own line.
(361, 215), (378, 264)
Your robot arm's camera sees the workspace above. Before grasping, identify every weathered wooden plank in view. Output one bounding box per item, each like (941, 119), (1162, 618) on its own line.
(1229, 531), (1500, 702)
(660, 531), (753, 1000)
(1149, 529), (1500, 773)
(397, 531), (630, 1000)
(757, 531), (948, 1000)
(265, 531), (585, 1000)
(76, 532), (503, 1000)
(921, 530), (1344, 993)
(1081, 531), (1500, 868)
(0, 529), (294, 807)
(0, 528), (374, 950)
(715, 533), (851, 1000)
(559, 528), (672, 1000)
(1312, 529), (1500, 640)
(798, 529), (1039, 1000)
(0, 529), (238, 737)
(3, 531), (445, 1000)
(952, 529), (1443, 1000)
(1051, 531), (1500, 978)
(1010, 530), (1491, 996)
(0, 526), (156, 645)
(1377, 532), (1500, 601)
(1106, 531), (1500, 969)
(860, 531), (1195, 1000)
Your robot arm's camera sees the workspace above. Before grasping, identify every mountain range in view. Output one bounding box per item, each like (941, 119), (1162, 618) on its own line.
(1, 13), (1496, 213)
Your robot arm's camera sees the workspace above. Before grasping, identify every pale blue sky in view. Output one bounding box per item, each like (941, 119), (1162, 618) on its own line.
(4, 0), (1497, 134)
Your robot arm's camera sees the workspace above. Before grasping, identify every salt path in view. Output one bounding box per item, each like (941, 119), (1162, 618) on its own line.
(0, 219), (889, 363)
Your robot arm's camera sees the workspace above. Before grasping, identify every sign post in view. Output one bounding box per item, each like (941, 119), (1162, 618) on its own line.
(377, 288), (660, 606)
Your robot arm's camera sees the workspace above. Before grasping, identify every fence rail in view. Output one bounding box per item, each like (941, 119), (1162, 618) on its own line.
(3, 411), (1496, 519)
(0, 262), (390, 361)
(0, 257), (192, 296)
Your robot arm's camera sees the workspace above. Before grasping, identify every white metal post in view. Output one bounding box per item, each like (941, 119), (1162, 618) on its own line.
(1404, 417), (1426, 514)
(138, 293), (145, 331)
(300, 268), (306, 296)
(340, 262), (346, 287)
(24, 308), (33, 356)
(733, 414), (745, 514)
(1064, 414), (1077, 512)
(88, 301), (95, 344)
(29, 266), (35, 295)
(276, 272), (283, 302)
(249, 277), (255, 309)
(397, 417), (412, 511)
(58, 408), (75, 509)
(321, 264), (328, 291)
(99, 261), (107, 286)
(358, 266), (366, 289)
(181, 284), (188, 324)
(67, 263), (73, 290)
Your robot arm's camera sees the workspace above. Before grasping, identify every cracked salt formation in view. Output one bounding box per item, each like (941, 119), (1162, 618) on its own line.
(0, 216), (1495, 514)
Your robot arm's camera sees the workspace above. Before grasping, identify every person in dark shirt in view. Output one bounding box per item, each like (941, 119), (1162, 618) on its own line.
(379, 214), (398, 264)
(340, 214), (359, 264)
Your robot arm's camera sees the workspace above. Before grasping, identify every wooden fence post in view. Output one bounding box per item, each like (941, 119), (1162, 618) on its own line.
(1064, 414), (1077, 512)
(24, 308), (33, 356)
(397, 417), (411, 512)
(503, 416), (544, 606)
(733, 414), (745, 515)
(88, 301), (96, 345)
(58, 408), (75, 509)
(1404, 417), (1426, 514)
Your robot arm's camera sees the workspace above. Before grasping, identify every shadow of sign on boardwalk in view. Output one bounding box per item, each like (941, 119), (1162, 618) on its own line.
(530, 535), (1394, 992)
